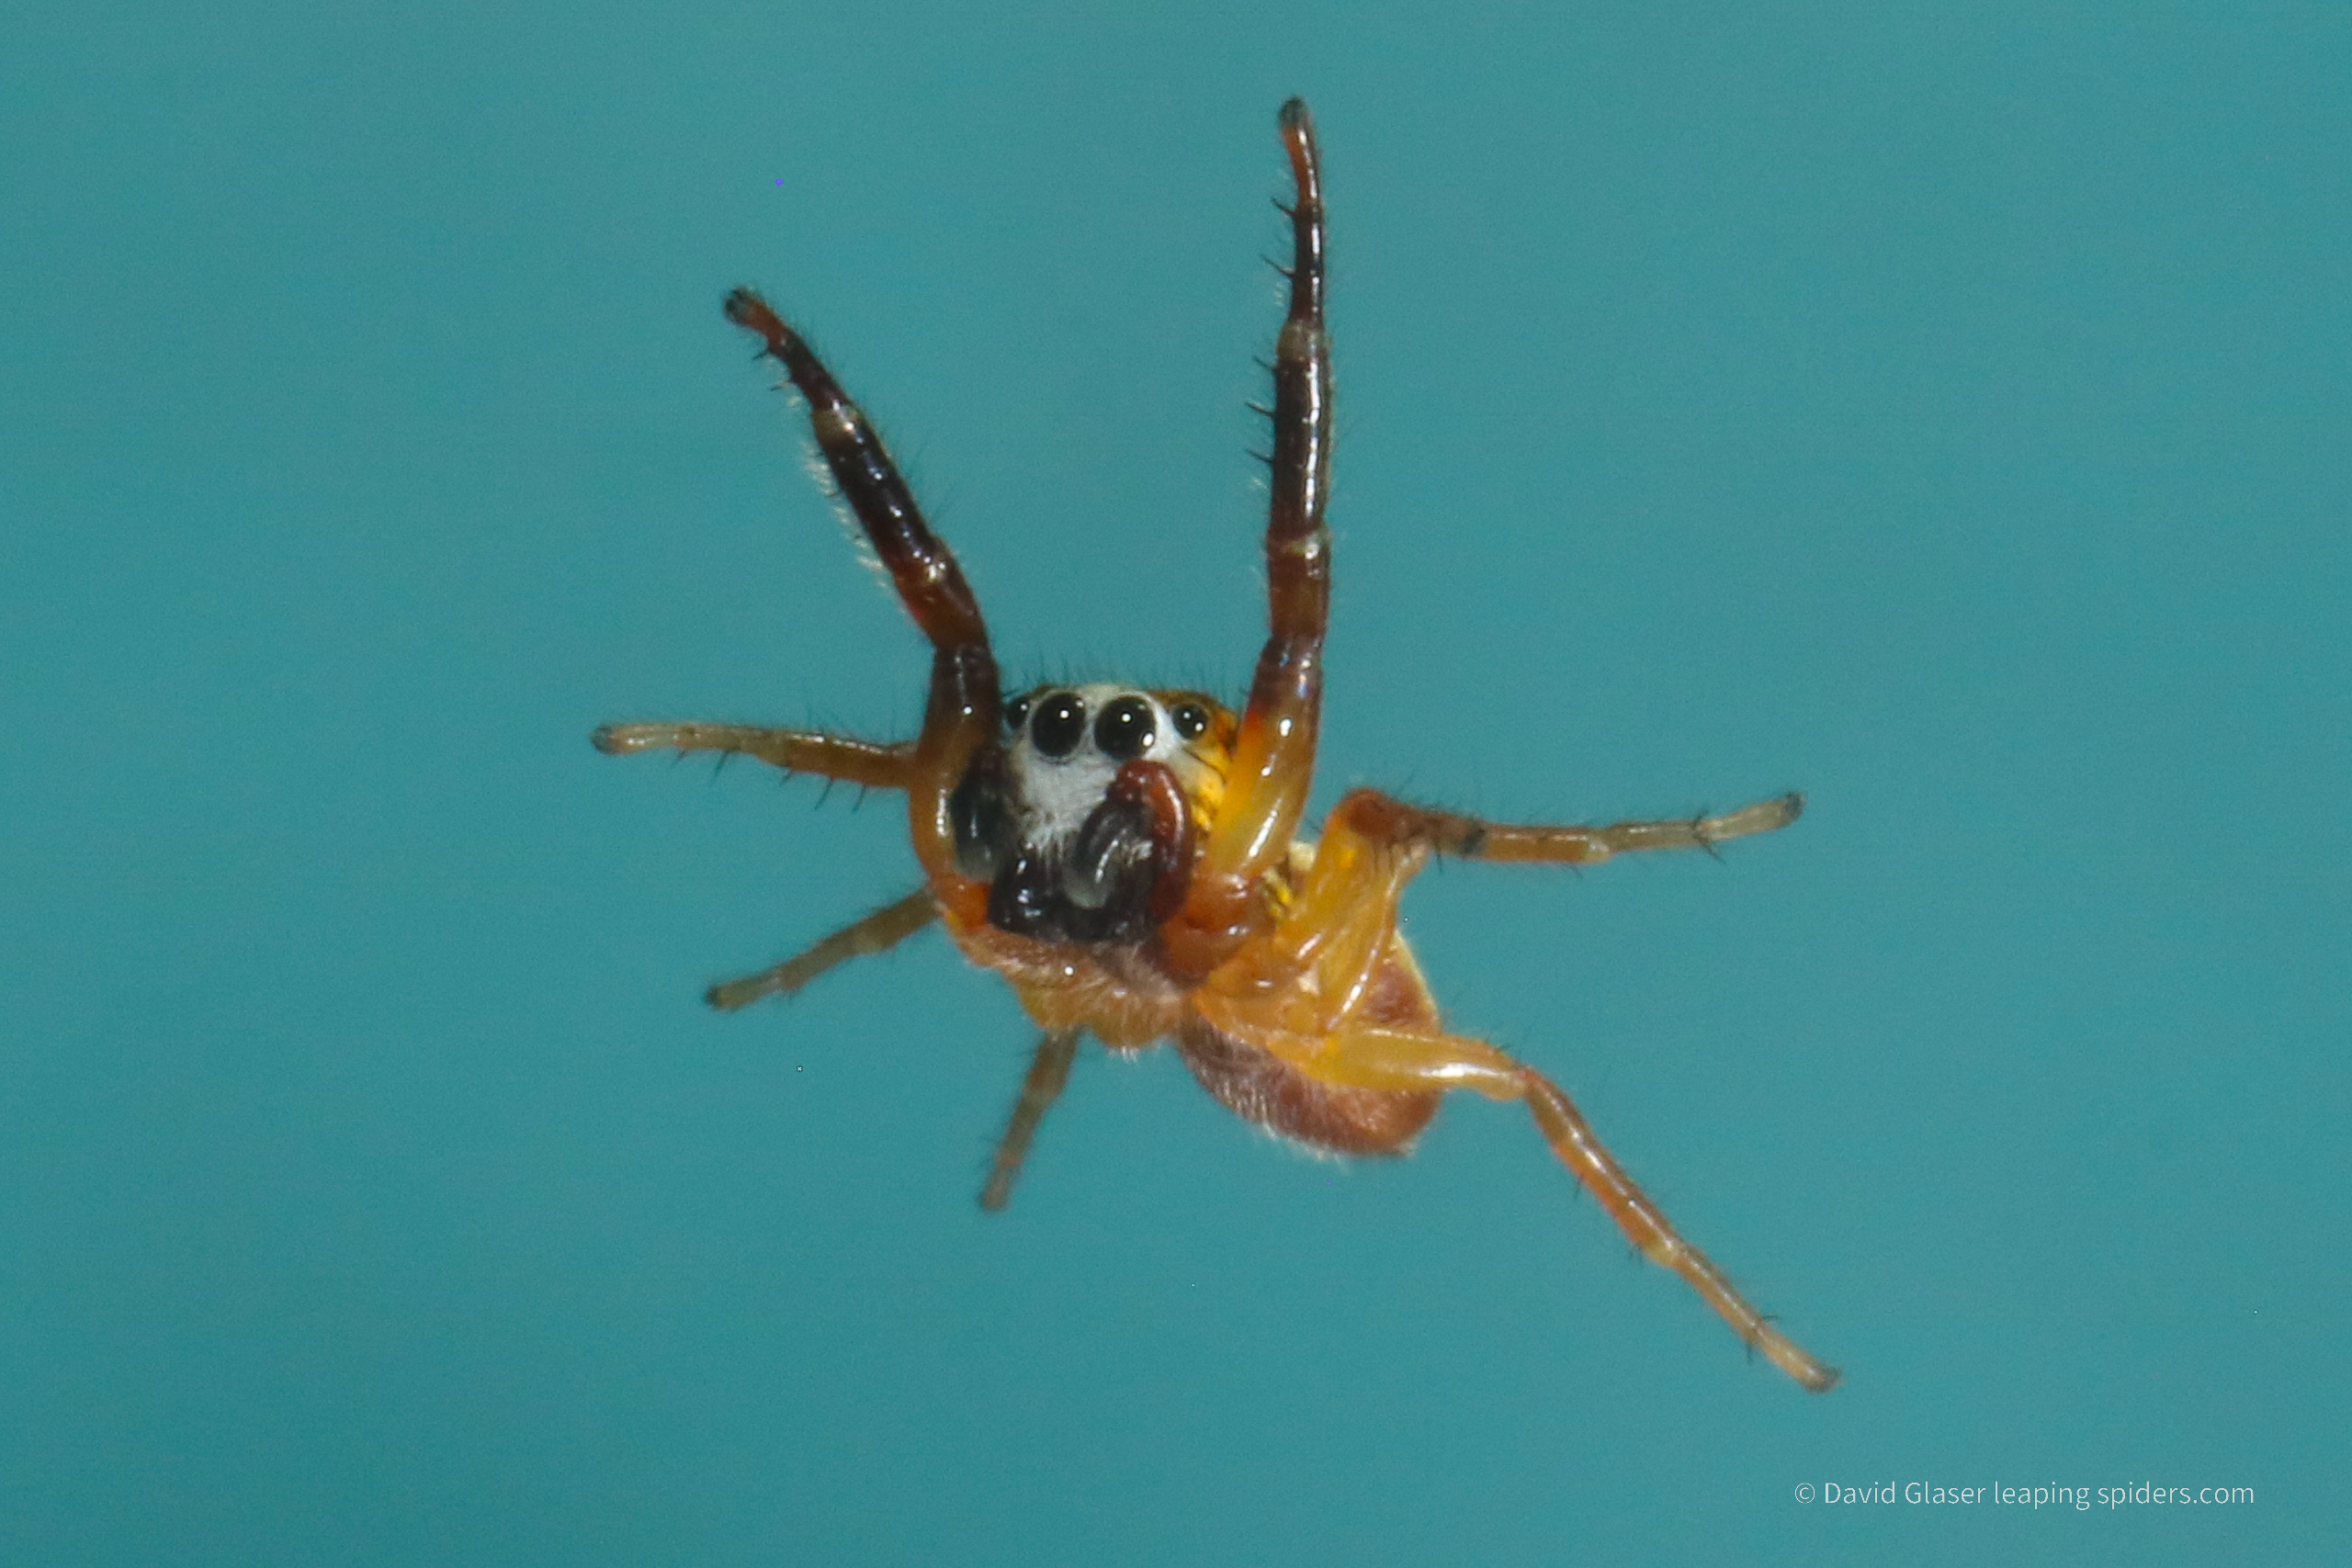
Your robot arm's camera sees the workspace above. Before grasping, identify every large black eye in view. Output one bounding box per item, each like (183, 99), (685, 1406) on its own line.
(1093, 695), (1155, 761)
(1172, 702), (1209, 740)
(1030, 692), (1086, 759)
(1002, 693), (1031, 732)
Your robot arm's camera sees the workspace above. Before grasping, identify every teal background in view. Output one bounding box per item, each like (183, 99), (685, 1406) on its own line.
(5, 4), (2344, 1563)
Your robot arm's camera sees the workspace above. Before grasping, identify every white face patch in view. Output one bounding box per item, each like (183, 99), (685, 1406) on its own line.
(1005, 683), (1187, 848)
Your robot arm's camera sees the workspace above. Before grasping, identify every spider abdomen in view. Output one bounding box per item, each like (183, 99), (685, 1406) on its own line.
(1176, 1015), (1442, 1156)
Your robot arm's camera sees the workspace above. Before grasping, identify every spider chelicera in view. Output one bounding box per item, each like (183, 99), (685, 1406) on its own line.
(595, 100), (1838, 1393)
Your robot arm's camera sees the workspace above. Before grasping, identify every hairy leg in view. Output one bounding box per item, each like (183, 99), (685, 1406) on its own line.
(705, 889), (938, 1011)
(1332, 788), (1804, 867)
(978, 1028), (1080, 1212)
(594, 722), (911, 790)
(1175, 99), (1333, 973)
(1195, 780), (1829, 1386)
(723, 288), (1001, 890)
(1202, 783), (1801, 1070)
(1306, 1023), (1839, 1393)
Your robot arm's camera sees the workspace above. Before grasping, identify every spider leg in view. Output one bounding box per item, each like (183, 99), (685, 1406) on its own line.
(1302, 1023), (1839, 1393)
(1331, 788), (1804, 868)
(594, 722), (912, 789)
(705, 889), (937, 1011)
(1201, 785), (1799, 1046)
(1195, 783), (1829, 1388)
(1176, 99), (1332, 969)
(978, 1027), (1081, 1212)
(723, 288), (1001, 891)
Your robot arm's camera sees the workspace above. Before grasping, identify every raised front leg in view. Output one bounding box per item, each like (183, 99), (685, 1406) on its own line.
(1173, 99), (1334, 974)
(1303, 1023), (1839, 1393)
(722, 288), (1002, 892)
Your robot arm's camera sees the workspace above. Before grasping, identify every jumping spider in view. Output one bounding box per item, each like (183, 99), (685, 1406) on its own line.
(596, 100), (1837, 1392)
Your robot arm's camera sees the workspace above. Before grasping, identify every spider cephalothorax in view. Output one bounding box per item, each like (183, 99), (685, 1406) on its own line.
(595, 101), (1839, 1392)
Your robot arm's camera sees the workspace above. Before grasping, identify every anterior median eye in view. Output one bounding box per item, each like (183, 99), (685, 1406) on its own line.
(1031, 692), (1086, 759)
(1093, 695), (1155, 761)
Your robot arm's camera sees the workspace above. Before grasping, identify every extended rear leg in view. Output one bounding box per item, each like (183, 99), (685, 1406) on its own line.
(1200, 783), (1831, 1388)
(978, 1028), (1080, 1212)
(1303, 1023), (1838, 1393)
(706, 889), (937, 1010)
(594, 722), (911, 789)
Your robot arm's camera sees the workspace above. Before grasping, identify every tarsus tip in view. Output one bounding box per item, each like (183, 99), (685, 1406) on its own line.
(723, 287), (780, 334)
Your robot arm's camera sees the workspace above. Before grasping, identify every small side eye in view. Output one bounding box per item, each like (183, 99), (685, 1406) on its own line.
(1003, 694), (1031, 731)
(1093, 695), (1156, 761)
(1172, 703), (1209, 740)
(1031, 692), (1086, 759)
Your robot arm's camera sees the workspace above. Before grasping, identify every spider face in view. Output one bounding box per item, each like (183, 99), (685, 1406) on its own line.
(594, 100), (1839, 1393)
(1000, 684), (1230, 842)
(953, 683), (1236, 946)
